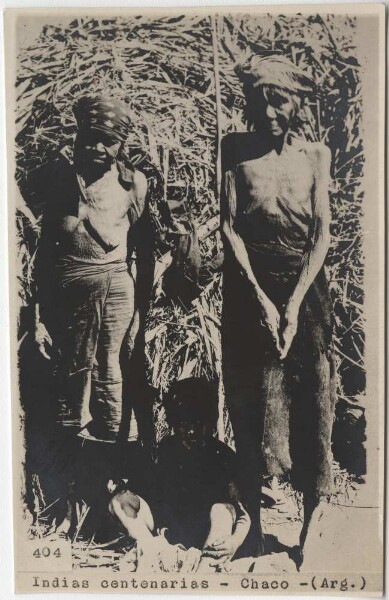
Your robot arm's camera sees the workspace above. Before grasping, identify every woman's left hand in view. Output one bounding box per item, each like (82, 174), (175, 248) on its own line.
(280, 303), (300, 360)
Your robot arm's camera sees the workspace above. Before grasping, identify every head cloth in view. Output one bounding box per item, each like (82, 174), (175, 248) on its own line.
(73, 95), (132, 142)
(72, 95), (135, 186)
(237, 55), (313, 96)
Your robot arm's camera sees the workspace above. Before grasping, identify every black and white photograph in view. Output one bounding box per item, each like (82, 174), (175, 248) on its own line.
(4, 4), (385, 595)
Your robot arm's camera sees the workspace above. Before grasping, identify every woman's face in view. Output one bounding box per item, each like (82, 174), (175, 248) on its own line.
(175, 418), (210, 449)
(75, 129), (121, 168)
(248, 86), (301, 137)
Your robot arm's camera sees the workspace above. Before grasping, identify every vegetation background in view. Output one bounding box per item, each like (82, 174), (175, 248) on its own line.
(15, 12), (365, 463)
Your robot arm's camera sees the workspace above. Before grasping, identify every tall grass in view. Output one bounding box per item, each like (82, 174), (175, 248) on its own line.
(15, 13), (365, 440)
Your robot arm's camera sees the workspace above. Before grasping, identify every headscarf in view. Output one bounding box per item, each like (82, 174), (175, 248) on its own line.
(73, 95), (132, 142)
(72, 94), (135, 186)
(237, 54), (313, 96)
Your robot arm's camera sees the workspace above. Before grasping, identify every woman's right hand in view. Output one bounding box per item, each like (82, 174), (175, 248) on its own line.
(260, 299), (282, 355)
(34, 321), (52, 360)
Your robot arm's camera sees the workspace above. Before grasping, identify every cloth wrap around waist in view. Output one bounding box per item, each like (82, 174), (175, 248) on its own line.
(222, 240), (336, 496)
(43, 258), (131, 376)
(223, 239), (333, 354)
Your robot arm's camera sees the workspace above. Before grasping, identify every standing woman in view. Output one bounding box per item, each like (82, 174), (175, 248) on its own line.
(30, 95), (155, 533)
(221, 55), (336, 562)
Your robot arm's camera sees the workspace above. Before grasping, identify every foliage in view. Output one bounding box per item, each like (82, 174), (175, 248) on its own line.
(14, 12), (365, 442)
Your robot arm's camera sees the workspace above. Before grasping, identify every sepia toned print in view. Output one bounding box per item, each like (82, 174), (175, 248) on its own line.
(4, 5), (385, 595)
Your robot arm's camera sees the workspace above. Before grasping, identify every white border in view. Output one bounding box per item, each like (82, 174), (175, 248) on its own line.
(0, 2), (386, 600)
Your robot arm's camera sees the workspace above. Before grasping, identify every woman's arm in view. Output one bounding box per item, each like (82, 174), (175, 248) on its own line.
(203, 499), (250, 562)
(133, 172), (155, 322)
(222, 169), (281, 353)
(230, 502), (251, 549)
(33, 202), (57, 360)
(281, 143), (331, 359)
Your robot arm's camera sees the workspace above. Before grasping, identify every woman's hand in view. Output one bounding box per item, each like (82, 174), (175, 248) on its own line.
(260, 299), (282, 355)
(34, 321), (52, 360)
(280, 303), (300, 360)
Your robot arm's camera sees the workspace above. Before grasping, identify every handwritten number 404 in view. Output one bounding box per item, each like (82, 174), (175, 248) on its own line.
(33, 547), (61, 559)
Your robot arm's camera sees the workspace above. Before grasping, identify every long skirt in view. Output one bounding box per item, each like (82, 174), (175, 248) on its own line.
(221, 244), (336, 498)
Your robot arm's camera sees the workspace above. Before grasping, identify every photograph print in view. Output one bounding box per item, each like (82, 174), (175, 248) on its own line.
(4, 4), (385, 595)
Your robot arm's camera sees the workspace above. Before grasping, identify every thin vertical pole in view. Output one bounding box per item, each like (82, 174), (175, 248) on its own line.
(211, 14), (225, 441)
(211, 14), (223, 199)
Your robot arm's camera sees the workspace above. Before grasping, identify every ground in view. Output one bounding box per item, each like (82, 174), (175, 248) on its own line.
(27, 465), (372, 575)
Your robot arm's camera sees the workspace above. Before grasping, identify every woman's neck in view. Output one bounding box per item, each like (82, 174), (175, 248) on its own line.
(256, 129), (289, 155)
(74, 155), (114, 187)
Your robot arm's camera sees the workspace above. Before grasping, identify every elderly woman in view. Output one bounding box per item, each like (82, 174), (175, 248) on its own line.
(221, 55), (336, 563)
(30, 95), (155, 532)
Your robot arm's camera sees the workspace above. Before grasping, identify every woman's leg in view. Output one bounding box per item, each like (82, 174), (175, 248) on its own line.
(204, 503), (236, 548)
(89, 270), (135, 440)
(196, 504), (236, 572)
(300, 492), (320, 551)
(289, 337), (334, 569)
(109, 489), (154, 543)
(55, 372), (90, 536)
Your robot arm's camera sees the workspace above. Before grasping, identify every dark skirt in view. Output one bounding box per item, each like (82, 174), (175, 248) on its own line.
(221, 243), (336, 496)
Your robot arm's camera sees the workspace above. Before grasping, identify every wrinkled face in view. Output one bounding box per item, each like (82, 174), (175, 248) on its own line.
(75, 129), (121, 167)
(247, 86), (301, 137)
(175, 418), (211, 450)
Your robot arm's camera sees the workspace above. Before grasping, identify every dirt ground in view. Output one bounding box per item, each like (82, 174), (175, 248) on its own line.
(27, 462), (375, 576)
(65, 472), (372, 575)
(69, 488), (303, 574)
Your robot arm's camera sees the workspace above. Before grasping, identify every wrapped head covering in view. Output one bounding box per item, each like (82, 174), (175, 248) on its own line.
(237, 54), (313, 96)
(73, 95), (132, 142)
(72, 95), (135, 186)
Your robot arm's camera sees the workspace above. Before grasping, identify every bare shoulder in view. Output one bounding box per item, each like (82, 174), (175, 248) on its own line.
(299, 141), (331, 170)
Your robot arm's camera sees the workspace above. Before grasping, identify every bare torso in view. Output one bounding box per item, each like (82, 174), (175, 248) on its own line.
(234, 141), (315, 249)
(58, 164), (146, 264)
